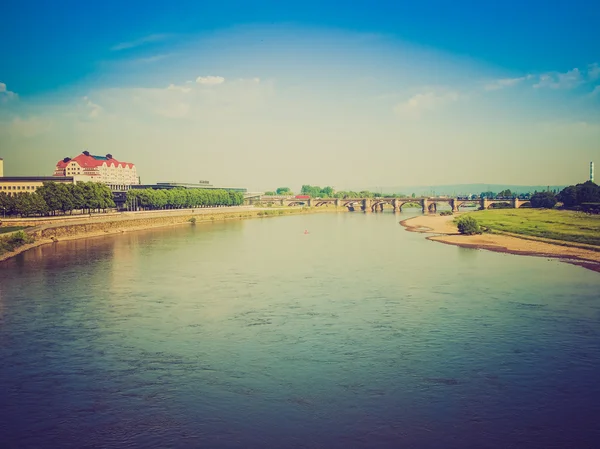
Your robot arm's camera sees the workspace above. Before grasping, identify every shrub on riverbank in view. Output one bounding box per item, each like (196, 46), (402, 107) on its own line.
(456, 216), (482, 235)
(0, 230), (35, 256)
(439, 211), (453, 216)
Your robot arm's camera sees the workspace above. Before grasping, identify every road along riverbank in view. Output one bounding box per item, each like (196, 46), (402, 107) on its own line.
(0, 206), (344, 263)
(400, 214), (600, 273)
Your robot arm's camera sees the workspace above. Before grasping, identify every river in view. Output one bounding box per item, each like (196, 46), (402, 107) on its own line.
(1, 211), (599, 448)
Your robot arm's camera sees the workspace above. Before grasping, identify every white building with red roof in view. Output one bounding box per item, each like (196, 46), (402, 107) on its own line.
(54, 151), (139, 186)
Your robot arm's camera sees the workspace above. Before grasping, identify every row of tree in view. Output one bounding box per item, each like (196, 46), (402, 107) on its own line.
(264, 185), (413, 199)
(520, 181), (599, 209)
(557, 181), (600, 207)
(0, 182), (116, 217)
(125, 188), (244, 210)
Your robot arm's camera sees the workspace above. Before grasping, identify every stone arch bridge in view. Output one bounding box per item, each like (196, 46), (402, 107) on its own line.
(251, 196), (530, 212)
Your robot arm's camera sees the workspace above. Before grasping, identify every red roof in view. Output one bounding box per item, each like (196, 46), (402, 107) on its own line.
(56, 153), (135, 169)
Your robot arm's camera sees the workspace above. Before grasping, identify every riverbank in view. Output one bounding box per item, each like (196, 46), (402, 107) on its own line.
(0, 206), (343, 263)
(400, 214), (600, 273)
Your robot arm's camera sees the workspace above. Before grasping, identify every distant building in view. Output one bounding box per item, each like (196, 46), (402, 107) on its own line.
(129, 181), (246, 193)
(0, 176), (84, 197)
(54, 151), (139, 187)
(0, 157), (92, 196)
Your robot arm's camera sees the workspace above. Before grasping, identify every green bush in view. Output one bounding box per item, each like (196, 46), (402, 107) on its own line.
(189, 217), (197, 224)
(530, 191), (557, 209)
(0, 230), (35, 255)
(439, 211), (453, 216)
(456, 216), (482, 235)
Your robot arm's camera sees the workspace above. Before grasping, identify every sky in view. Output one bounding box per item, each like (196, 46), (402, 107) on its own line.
(1, 0), (599, 191)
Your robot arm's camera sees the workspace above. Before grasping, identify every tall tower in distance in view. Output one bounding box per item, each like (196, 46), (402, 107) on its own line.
(591, 161), (595, 183)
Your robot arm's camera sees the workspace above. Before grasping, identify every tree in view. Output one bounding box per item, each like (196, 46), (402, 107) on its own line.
(69, 184), (86, 212)
(321, 186), (334, 197)
(264, 191), (276, 196)
(576, 181), (600, 204)
(31, 192), (49, 216)
(530, 191), (557, 209)
(0, 192), (16, 216)
(456, 216), (482, 235)
(557, 185), (578, 207)
(37, 182), (62, 215)
(13, 192), (48, 217)
(56, 183), (74, 214)
(276, 187), (293, 195)
(498, 189), (512, 198)
(411, 193), (416, 198)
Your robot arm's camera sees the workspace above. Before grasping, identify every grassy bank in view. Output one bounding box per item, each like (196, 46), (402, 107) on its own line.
(0, 231), (35, 256)
(465, 209), (600, 246)
(0, 226), (28, 234)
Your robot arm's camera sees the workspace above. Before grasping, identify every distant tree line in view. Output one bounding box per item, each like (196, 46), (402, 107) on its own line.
(557, 181), (600, 208)
(265, 185), (411, 199)
(512, 181), (600, 210)
(0, 182), (115, 217)
(125, 188), (244, 210)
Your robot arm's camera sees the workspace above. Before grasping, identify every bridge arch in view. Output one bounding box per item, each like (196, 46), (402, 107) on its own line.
(455, 200), (480, 211)
(370, 200), (393, 212)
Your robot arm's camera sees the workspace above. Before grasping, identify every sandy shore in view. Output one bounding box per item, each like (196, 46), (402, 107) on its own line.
(400, 214), (600, 273)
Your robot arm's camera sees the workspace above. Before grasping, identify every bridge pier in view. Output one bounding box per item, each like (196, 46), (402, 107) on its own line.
(512, 198), (526, 209)
(421, 198), (428, 213)
(335, 198), (341, 208)
(481, 198), (490, 210)
(308, 198), (313, 207)
(392, 199), (399, 212)
(363, 199), (372, 212)
(451, 199), (459, 212)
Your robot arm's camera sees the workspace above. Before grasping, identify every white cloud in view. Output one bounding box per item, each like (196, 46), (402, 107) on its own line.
(83, 77), (271, 123)
(590, 85), (600, 97)
(393, 91), (459, 118)
(167, 84), (191, 93)
(196, 75), (225, 85)
(588, 63), (600, 81)
(82, 96), (103, 118)
(134, 54), (171, 64)
(484, 75), (533, 91)
(8, 117), (52, 137)
(111, 34), (170, 51)
(0, 82), (18, 102)
(533, 68), (582, 89)
(483, 64), (598, 92)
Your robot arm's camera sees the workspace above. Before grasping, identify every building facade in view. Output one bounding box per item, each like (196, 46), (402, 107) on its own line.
(0, 176), (81, 197)
(54, 151), (139, 187)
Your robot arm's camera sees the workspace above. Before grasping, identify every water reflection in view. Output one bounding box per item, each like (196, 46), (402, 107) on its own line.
(1, 212), (599, 449)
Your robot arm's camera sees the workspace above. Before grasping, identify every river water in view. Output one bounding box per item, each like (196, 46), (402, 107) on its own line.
(1, 211), (599, 448)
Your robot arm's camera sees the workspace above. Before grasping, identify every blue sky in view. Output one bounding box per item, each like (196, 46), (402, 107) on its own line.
(1, 0), (599, 190)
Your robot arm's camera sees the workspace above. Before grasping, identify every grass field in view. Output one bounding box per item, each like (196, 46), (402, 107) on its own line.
(466, 209), (600, 246)
(0, 226), (27, 235)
